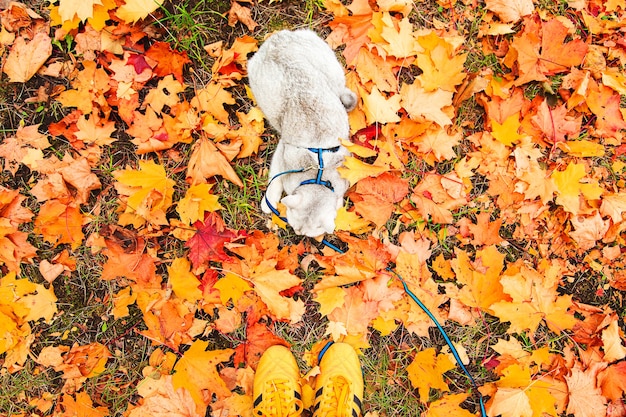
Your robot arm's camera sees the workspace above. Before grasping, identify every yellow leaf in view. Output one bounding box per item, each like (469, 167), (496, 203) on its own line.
(416, 32), (467, 92)
(451, 246), (507, 312)
(116, 0), (166, 23)
(58, 0), (101, 22)
(314, 286), (346, 316)
(114, 160), (176, 227)
(168, 258), (203, 303)
(337, 156), (388, 187)
(176, 183), (223, 226)
(552, 162), (603, 215)
(334, 206), (372, 234)
(191, 82), (236, 125)
(406, 347), (455, 402)
(558, 140), (605, 157)
(213, 272), (252, 305)
(247, 262), (304, 323)
(361, 86), (401, 124)
(491, 113), (524, 146)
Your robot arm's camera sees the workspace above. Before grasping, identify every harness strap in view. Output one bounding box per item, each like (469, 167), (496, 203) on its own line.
(299, 146), (340, 191)
(265, 146), (341, 219)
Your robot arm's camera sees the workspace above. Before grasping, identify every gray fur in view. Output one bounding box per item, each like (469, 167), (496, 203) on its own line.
(248, 29), (356, 237)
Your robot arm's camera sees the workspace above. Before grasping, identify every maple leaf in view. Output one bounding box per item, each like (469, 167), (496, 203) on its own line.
(130, 375), (203, 417)
(551, 162), (603, 215)
(33, 200), (84, 249)
(491, 113), (524, 146)
(565, 364), (608, 417)
(326, 0), (375, 65)
(168, 258), (203, 303)
(0, 124), (50, 175)
(586, 81), (626, 138)
(172, 340), (234, 408)
(490, 261), (578, 336)
(186, 212), (243, 268)
(187, 136), (244, 187)
(375, 13), (421, 58)
(213, 272), (252, 305)
(598, 361), (626, 401)
(490, 364), (560, 417)
(56, 60), (111, 115)
(406, 347), (455, 402)
(416, 126), (461, 163)
(531, 100), (581, 144)
(601, 318), (626, 363)
(451, 246), (508, 312)
(114, 160), (175, 227)
(507, 16), (588, 85)
(411, 172), (468, 224)
(245, 260), (304, 323)
(176, 183), (223, 226)
(101, 236), (160, 287)
(361, 86), (401, 124)
(569, 212), (610, 251)
(227, 1), (258, 31)
(485, 0), (534, 23)
(466, 211), (504, 246)
(415, 32), (467, 92)
(0, 272), (57, 371)
(401, 81), (454, 126)
(116, 0), (166, 23)
(350, 172), (409, 227)
(59, 391), (109, 417)
(145, 42), (190, 83)
(3, 31), (52, 83)
(233, 320), (290, 368)
(73, 113), (117, 147)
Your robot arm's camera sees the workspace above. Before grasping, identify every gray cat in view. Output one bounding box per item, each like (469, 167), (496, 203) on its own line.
(248, 29), (357, 237)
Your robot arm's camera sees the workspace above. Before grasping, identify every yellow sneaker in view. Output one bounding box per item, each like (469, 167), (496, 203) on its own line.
(313, 343), (364, 417)
(253, 345), (303, 417)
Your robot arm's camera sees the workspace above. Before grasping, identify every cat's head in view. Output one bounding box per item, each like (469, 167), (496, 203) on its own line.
(281, 186), (339, 238)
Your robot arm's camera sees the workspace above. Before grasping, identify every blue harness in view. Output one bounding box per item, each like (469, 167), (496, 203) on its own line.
(264, 146), (339, 221)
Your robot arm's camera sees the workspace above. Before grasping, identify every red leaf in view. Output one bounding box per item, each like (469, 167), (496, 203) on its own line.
(186, 212), (244, 268)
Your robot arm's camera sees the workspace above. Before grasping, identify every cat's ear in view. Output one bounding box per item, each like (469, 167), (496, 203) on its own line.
(281, 194), (302, 208)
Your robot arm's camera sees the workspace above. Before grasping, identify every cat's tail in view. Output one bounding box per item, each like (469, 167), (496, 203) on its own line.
(339, 88), (358, 112)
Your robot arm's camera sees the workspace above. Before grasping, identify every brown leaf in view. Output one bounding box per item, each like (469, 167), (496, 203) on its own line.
(227, 1), (258, 32)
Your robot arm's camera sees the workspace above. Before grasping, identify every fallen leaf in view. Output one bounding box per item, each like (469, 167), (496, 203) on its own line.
(3, 32), (52, 82)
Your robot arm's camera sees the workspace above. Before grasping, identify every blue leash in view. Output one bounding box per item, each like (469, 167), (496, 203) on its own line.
(318, 239), (487, 417)
(264, 151), (488, 416)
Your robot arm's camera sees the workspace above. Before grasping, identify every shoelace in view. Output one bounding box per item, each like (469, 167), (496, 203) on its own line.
(254, 379), (302, 417)
(316, 376), (354, 417)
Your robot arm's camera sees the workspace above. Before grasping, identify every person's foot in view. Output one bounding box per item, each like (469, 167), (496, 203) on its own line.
(253, 345), (303, 417)
(313, 343), (364, 417)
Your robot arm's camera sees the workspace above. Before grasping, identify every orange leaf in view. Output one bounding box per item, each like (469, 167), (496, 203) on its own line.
(406, 347), (455, 402)
(187, 136), (243, 187)
(350, 172), (408, 227)
(34, 200), (84, 249)
(172, 340), (234, 407)
(59, 391), (109, 417)
(3, 32), (52, 82)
